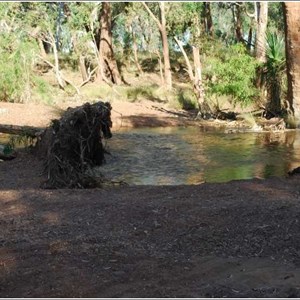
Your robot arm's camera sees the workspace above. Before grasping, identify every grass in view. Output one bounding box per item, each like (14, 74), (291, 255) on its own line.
(126, 85), (162, 103)
(7, 52), (238, 114)
(175, 88), (198, 110)
(79, 71), (195, 110)
(31, 76), (56, 105)
(239, 112), (259, 127)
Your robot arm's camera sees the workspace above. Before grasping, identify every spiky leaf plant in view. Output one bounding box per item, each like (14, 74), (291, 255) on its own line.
(264, 32), (286, 118)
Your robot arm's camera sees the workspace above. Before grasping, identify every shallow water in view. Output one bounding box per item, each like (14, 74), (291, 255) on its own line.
(98, 127), (300, 185)
(2, 127), (300, 185)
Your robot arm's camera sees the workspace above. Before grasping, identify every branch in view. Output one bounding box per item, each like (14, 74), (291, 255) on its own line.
(79, 66), (98, 88)
(174, 36), (194, 82)
(243, 3), (256, 19)
(37, 55), (81, 95)
(141, 2), (162, 31)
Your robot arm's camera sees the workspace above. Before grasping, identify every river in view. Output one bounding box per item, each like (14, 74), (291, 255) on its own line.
(98, 127), (300, 185)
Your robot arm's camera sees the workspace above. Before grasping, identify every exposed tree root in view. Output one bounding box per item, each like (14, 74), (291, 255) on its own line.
(34, 101), (112, 189)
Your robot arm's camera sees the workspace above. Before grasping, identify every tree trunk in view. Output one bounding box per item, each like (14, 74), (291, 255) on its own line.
(0, 124), (44, 137)
(247, 26), (253, 51)
(79, 55), (88, 81)
(155, 50), (164, 85)
(98, 2), (122, 85)
(254, 2), (268, 98)
(38, 38), (48, 59)
(72, 34), (89, 82)
(266, 79), (282, 118)
(283, 2), (300, 127)
(174, 35), (212, 118)
(131, 25), (143, 76)
(49, 31), (66, 89)
(142, 2), (172, 90)
(204, 2), (214, 36)
(192, 46), (211, 119)
(255, 2), (268, 63)
(159, 3), (172, 90)
(174, 37), (194, 82)
(235, 3), (243, 43)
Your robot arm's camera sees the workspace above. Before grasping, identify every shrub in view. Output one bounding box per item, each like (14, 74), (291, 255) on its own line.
(0, 33), (38, 103)
(176, 88), (198, 110)
(204, 43), (259, 107)
(264, 32), (286, 116)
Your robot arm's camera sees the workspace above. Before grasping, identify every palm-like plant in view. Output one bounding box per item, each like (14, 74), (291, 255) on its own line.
(264, 32), (286, 118)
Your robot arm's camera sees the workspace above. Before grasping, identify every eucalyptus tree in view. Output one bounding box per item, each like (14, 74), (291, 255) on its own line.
(255, 2), (268, 63)
(65, 2), (97, 82)
(142, 2), (172, 90)
(268, 2), (284, 35)
(112, 2), (145, 76)
(97, 2), (122, 85)
(0, 2), (39, 102)
(24, 3), (67, 89)
(211, 3), (239, 45)
(202, 2), (214, 36)
(0, 3), (74, 100)
(283, 2), (300, 127)
(14, 2), (81, 93)
(67, 2), (124, 85)
(171, 3), (216, 118)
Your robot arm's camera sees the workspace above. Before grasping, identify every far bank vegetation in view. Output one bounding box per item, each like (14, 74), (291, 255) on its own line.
(0, 2), (296, 127)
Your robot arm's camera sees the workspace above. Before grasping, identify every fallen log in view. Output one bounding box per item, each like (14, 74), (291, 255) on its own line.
(0, 124), (45, 137)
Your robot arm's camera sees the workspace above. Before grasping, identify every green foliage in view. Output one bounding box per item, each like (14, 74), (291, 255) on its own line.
(265, 32), (285, 77)
(67, 2), (98, 30)
(212, 3), (237, 45)
(5, 134), (35, 153)
(264, 32), (286, 114)
(31, 76), (55, 105)
(0, 33), (38, 102)
(127, 85), (157, 102)
(3, 143), (13, 155)
(176, 88), (198, 110)
(0, 1), (288, 112)
(205, 43), (259, 107)
(167, 2), (203, 38)
(268, 3), (285, 35)
(0, 2), (59, 103)
(66, 2), (98, 55)
(128, 3), (161, 53)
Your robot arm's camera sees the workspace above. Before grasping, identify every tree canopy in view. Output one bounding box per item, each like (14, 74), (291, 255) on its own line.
(0, 2), (293, 122)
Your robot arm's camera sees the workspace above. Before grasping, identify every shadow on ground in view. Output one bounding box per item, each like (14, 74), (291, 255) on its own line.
(1, 153), (300, 297)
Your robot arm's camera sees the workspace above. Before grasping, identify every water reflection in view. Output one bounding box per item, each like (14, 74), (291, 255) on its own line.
(0, 133), (10, 144)
(97, 127), (300, 185)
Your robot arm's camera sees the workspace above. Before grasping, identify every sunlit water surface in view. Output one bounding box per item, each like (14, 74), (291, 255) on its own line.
(97, 127), (300, 185)
(2, 127), (300, 185)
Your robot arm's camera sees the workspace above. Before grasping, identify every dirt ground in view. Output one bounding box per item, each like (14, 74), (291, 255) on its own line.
(0, 99), (196, 129)
(2, 101), (300, 297)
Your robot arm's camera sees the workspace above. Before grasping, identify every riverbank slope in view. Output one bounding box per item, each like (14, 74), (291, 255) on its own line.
(0, 99), (196, 129)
